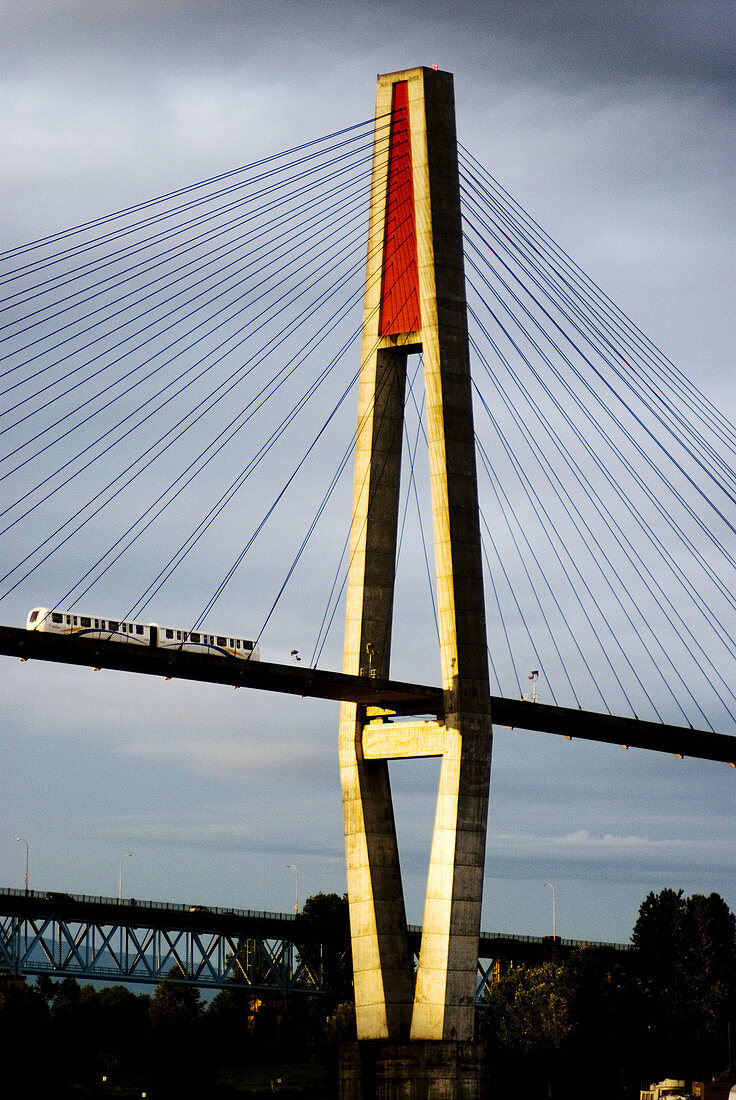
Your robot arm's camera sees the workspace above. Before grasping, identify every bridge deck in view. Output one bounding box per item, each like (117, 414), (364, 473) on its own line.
(3, 625), (735, 763)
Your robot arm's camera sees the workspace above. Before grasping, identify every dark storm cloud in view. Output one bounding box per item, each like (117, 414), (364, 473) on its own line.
(455, 0), (736, 92)
(6, 1), (733, 89)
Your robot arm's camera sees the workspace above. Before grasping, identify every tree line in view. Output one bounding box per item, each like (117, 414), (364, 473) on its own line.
(0, 891), (351, 1097)
(1, 888), (734, 1097)
(482, 888), (736, 1098)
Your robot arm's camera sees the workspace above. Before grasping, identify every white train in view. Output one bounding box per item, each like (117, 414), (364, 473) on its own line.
(26, 607), (260, 661)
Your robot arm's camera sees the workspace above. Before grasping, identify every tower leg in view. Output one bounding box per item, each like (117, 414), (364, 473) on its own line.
(339, 344), (414, 1039)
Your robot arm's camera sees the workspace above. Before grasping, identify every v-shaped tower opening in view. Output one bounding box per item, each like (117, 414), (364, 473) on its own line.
(338, 67), (493, 1044)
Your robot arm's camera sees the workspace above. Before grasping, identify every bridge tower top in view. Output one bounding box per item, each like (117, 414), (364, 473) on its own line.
(349, 64), (490, 706)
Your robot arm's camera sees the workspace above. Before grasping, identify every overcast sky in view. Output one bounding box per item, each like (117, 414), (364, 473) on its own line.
(1, 0), (734, 947)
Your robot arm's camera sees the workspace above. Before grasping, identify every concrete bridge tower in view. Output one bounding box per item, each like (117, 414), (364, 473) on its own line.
(338, 66), (493, 1097)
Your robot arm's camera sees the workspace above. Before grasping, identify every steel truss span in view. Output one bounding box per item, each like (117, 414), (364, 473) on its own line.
(0, 890), (321, 993)
(0, 889), (629, 1001)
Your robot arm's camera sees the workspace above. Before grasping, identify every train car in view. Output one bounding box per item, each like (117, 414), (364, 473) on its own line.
(26, 608), (259, 661)
(154, 623), (259, 661)
(27, 607), (151, 645)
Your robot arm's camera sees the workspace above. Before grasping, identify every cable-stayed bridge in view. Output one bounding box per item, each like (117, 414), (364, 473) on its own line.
(1, 64), (734, 1093)
(2, 100), (734, 749)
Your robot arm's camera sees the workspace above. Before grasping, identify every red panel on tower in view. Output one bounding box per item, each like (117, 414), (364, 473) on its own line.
(379, 82), (420, 336)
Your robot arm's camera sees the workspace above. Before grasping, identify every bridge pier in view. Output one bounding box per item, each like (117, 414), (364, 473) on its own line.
(338, 1039), (489, 1099)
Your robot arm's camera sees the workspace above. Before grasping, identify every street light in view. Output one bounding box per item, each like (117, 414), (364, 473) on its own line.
(16, 837), (29, 894)
(118, 853), (132, 903)
(287, 863), (299, 913)
(543, 881), (556, 940)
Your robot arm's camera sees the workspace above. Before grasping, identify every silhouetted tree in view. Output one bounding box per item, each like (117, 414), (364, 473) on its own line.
(295, 892), (352, 1005)
(633, 888), (736, 1079)
(681, 892), (736, 1050)
(483, 959), (572, 1058)
(0, 977), (51, 1093)
(204, 985), (260, 1067)
(96, 984), (151, 1075)
(48, 978), (103, 1086)
(149, 965), (203, 1031)
(481, 947), (650, 1099)
(149, 966), (209, 1098)
(557, 949), (646, 1099)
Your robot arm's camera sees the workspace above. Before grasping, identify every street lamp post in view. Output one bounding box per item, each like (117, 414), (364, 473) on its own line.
(543, 881), (556, 940)
(287, 863), (299, 913)
(16, 837), (29, 894)
(118, 853), (132, 903)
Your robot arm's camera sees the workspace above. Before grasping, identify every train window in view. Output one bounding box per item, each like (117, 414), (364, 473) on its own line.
(136, 625), (144, 635)
(236, 640), (240, 649)
(244, 641), (253, 651)
(230, 638), (234, 647)
(80, 617), (91, 627)
(190, 632), (199, 643)
(217, 636), (226, 646)
(29, 610), (39, 623)
(166, 629), (173, 639)
(66, 616), (71, 625)
(109, 620), (119, 631)
(73, 617), (78, 625)
(52, 612), (63, 623)
(95, 620), (99, 628)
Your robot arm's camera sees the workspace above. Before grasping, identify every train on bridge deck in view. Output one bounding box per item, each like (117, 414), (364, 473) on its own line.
(27, 608), (260, 662)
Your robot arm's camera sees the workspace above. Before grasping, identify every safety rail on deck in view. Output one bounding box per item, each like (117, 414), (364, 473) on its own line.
(1, 890), (631, 952)
(408, 922), (630, 952)
(0, 884), (292, 919)
(0, 886), (294, 923)
(481, 931), (632, 952)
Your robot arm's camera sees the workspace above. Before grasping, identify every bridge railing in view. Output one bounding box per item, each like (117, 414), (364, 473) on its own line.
(0, 886), (295, 923)
(407, 921), (631, 954)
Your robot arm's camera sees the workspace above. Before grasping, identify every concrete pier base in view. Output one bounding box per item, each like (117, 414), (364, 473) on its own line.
(338, 1039), (490, 1099)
